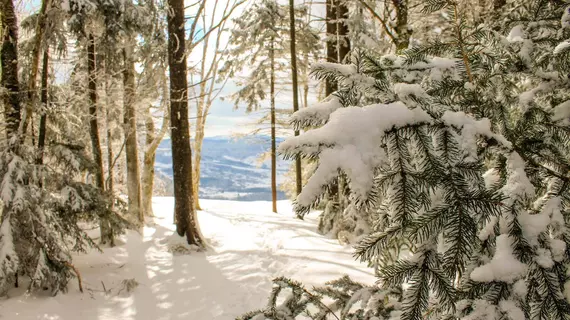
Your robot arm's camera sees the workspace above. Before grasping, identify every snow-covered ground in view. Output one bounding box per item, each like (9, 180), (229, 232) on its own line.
(1, 198), (374, 319)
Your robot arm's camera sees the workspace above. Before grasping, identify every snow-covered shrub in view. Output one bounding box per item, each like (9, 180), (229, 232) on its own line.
(238, 276), (402, 320)
(244, 0), (570, 318)
(0, 139), (129, 295)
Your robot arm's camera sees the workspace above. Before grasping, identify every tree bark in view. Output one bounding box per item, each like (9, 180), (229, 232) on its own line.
(88, 34), (113, 246)
(1, 0), (21, 138)
(123, 44), (143, 224)
(167, 0), (203, 246)
(325, 0), (351, 97)
(36, 48), (49, 166)
(142, 80), (170, 218)
(336, 0), (350, 62)
(270, 37), (277, 214)
(392, 0), (410, 52)
(142, 108), (155, 217)
(104, 56), (114, 194)
(21, 0), (51, 135)
(289, 0), (302, 196)
(325, 0), (337, 97)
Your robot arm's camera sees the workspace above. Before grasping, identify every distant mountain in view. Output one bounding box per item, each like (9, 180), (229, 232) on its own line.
(154, 135), (289, 201)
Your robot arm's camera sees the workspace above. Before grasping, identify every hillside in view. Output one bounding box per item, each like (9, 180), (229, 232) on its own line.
(154, 136), (289, 201)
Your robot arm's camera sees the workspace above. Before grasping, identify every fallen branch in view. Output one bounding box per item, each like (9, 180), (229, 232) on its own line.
(64, 262), (83, 293)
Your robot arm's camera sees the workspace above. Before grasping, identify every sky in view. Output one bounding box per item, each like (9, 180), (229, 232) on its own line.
(17, 0), (325, 138)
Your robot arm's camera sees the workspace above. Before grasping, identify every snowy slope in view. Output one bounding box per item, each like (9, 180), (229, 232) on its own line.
(155, 136), (289, 201)
(0, 198), (374, 319)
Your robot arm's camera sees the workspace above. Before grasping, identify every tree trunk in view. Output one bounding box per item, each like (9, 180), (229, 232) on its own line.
(1, 0), (21, 139)
(326, 0), (351, 212)
(123, 44), (143, 224)
(336, 0), (350, 62)
(167, 0), (203, 246)
(192, 70), (208, 212)
(270, 37), (277, 214)
(289, 0), (302, 196)
(142, 108), (156, 217)
(21, 0), (51, 135)
(88, 34), (113, 246)
(392, 0), (410, 52)
(193, 122), (204, 210)
(325, 0), (351, 97)
(325, 0), (337, 97)
(142, 80), (170, 218)
(104, 56), (114, 194)
(36, 48), (49, 166)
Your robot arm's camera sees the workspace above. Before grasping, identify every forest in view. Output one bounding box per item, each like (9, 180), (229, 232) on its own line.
(2, 0), (570, 319)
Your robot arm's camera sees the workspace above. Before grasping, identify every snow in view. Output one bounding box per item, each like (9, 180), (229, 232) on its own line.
(0, 212), (18, 289)
(280, 102), (432, 207)
(535, 248), (554, 268)
(554, 41), (570, 55)
(501, 152), (535, 205)
(470, 235), (527, 283)
(507, 25), (526, 43)
(552, 100), (570, 123)
(290, 96), (343, 127)
(441, 111), (511, 161)
(513, 279), (527, 298)
(478, 216), (498, 241)
(461, 299), (497, 320)
(482, 168), (500, 189)
(562, 6), (570, 29)
(393, 83), (428, 100)
(0, 198), (374, 319)
(550, 239), (566, 262)
(499, 300), (525, 320)
(313, 62), (356, 76)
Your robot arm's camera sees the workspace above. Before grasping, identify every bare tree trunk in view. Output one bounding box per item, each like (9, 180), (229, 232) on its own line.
(326, 0), (350, 215)
(123, 43), (143, 224)
(325, 0), (351, 96)
(289, 0), (302, 196)
(88, 34), (113, 246)
(336, 0), (351, 62)
(104, 56), (114, 194)
(167, 0), (203, 246)
(21, 0), (51, 135)
(142, 108), (155, 216)
(302, 50), (309, 109)
(270, 37), (277, 214)
(392, 0), (410, 52)
(142, 79), (169, 218)
(1, 0), (21, 139)
(36, 48), (49, 166)
(325, 0), (337, 97)
(193, 118), (205, 210)
(142, 108), (155, 217)
(191, 0), (240, 211)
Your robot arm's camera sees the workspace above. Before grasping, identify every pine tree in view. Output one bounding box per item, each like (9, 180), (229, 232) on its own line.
(241, 0), (570, 319)
(222, 0), (319, 213)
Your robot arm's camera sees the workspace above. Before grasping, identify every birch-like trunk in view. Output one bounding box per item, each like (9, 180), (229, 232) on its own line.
(104, 56), (114, 195)
(270, 37), (277, 214)
(142, 79), (169, 217)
